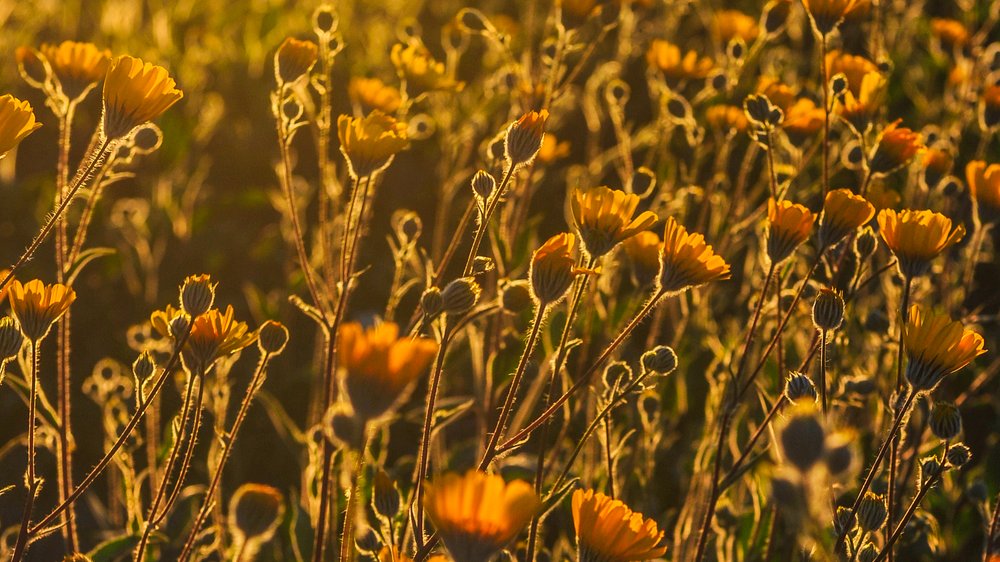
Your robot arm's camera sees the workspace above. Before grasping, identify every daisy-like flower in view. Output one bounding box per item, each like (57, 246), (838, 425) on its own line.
(530, 232), (588, 306)
(348, 77), (402, 114)
(102, 55), (183, 140)
(423, 470), (538, 562)
(0, 94), (42, 158)
(274, 37), (318, 86)
(966, 160), (1000, 219)
(782, 98), (825, 144)
(572, 186), (659, 259)
(8, 280), (76, 342)
(505, 109), (549, 167)
(338, 322), (437, 423)
(337, 110), (409, 179)
(766, 199), (816, 264)
(657, 216), (731, 294)
(705, 105), (749, 133)
(802, 0), (861, 35)
(645, 40), (714, 82)
(836, 71), (886, 135)
(713, 10), (759, 44)
(572, 489), (667, 562)
(40, 41), (111, 100)
(825, 51), (879, 94)
(183, 305), (257, 373)
(877, 209), (965, 278)
(868, 120), (924, 175)
(903, 304), (986, 393)
(390, 43), (464, 97)
(623, 231), (662, 286)
(818, 188), (875, 247)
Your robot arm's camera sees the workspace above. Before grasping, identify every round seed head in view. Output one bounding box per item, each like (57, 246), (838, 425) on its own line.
(946, 443), (971, 468)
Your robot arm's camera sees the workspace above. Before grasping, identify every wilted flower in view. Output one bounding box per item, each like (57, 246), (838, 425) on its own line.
(530, 232), (586, 306)
(802, 0), (861, 35)
(505, 110), (548, 167)
(766, 199), (816, 264)
(877, 209), (964, 278)
(348, 77), (402, 114)
(8, 280), (76, 342)
(0, 94), (42, 158)
(228, 483), (285, 559)
(40, 41), (111, 100)
(391, 43), (464, 96)
(623, 230), (662, 286)
(572, 489), (666, 562)
(102, 55), (183, 140)
(338, 322), (437, 423)
(645, 40), (714, 81)
(183, 305), (257, 372)
(274, 37), (318, 85)
(657, 217), (731, 294)
(337, 110), (409, 178)
(818, 188), (875, 246)
(869, 120), (924, 175)
(572, 186), (658, 259)
(423, 470), (538, 562)
(903, 304), (985, 393)
(966, 160), (1000, 218)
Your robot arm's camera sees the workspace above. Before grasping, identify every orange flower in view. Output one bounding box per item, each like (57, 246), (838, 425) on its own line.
(713, 10), (759, 44)
(8, 280), (76, 342)
(0, 95), (42, 157)
(868, 120), (923, 175)
(505, 109), (549, 166)
(782, 98), (825, 143)
(624, 231), (662, 286)
(646, 40), (714, 81)
(183, 305), (257, 372)
(705, 105), (749, 133)
(802, 0), (861, 34)
(930, 18), (969, 48)
(572, 186), (659, 258)
(877, 209), (964, 278)
(836, 71), (886, 135)
(825, 51), (878, 97)
(966, 160), (1000, 217)
(391, 43), (464, 96)
(922, 146), (953, 188)
(572, 489), (667, 562)
(530, 232), (586, 306)
(657, 217), (731, 294)
(41, 41), (111, 100)
(904, 305), (986, 392)
(102, 55), (183, 140)
(767, 199), (816, 264)
(818, 188), (875, 246)
(337, 110), (409, 178)
(348, 77), (402, 114)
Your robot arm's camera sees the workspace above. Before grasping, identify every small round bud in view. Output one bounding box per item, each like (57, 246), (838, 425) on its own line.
(834, 506), (856, 536)
(946, 443), (971, 468)
(919, 456), (942, 479)
(641, 345), (678, 374)
(855, 226), (878, 258)
(812, 288), (845, 331)
(602, 361), (632, 389)
(783, 372), (818, 403)
(857, 492), (887, 531)
(779, 406), (826, 472)
(258, 320), (289, 355)
(727, 38), (746, 60)
(169, 313), (192, 339)
(857, 542), (878, 562)
(0, 317), (25, 361)
(929, 402), (962, 441)
(132, 351), (156, 380)
(710, 72), (728, 92)
(441, 277), (481, 316)
(500, 280), (532, 313)
(355, 526), (381, 555)
(180, 274), (216, 317)
(472, 169), (496, 202)
(420, 287), (443, 317)
(373, 469), (401, 520)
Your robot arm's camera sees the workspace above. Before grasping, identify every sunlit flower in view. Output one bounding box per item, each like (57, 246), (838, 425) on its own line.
(966, 160), (1000, 218)
(348, 77), (402, 114)
(572, 489), (667, 562)
(530, 232), (586, 306)
(40, 41), (111, 100)
(102, 55), (183, 140)
(423, 470), (538, 562)
(338, 322), (437, 423)
(802, 0), (861, 35)
(836, 71), (886, 135)
(706, 105), (749, 133)
(572, 186), (659, 258)
(505, 109), (548, 167)
(537, 134), (571, 163)
(0, 94), (42, 158)
(713, 10), (759, 44)
(904, 305), (986, 393)
(930, 18), (969, 49)
(623, 230), (662, 286)
(782, 98), (825, 143)
(657, 216), (731, 294)
(183, 305), (257, 372)
(8, 280), (76, 342)
(877, 209), (965, 278)
(757, 78), (797, 113)
(868, 120), (923, 175)
(337, 110), (409, 178)
(646, 39), (714, 81)
(818, 188), (875, 246)
(274, 37), (318, 85)
(391, 43), (464, 96)
(767, 199), (816, 264)
(922, 146), (953, 188)
(825, 51), (878, 96)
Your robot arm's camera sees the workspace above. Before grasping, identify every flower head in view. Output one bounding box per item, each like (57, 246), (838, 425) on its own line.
(966, 160), (1000, 219)
(623, 230), (662, 286)
(657, 217), (731, 294)
(337, 110), (409, 179)
(713, 10), (759, 44)
(41, 41), (111, 100)
(869, 120), (923, 175)
(102, 55), (183, 140)
(530, 232), (587, 306)
(274, 37), (318, 85)
(338, 322), (437, 423)
(767, 199), (816, 264)
(572, 186), (658, 258)
(877, 209), (964, 278)
(348, 77), (402, 114)
(836, 71), (886, 135)
(646, 40), (714, 81)
(390, 43), (464, 96)
(818, 188), (875, 247)
(0, 95), (42, 158)
(782, 98), (825, 143)
(904, 305), (985, 393)
(8, 280), (76, 342)
(706, 104), (749, 133)
(505, 110), (549, 167)
(825, 51), (878, 96)
(423, 470), (538, 562)
(803, 0), (861, 35)
(572, 489), (666, 562)
(183, 305), (257, 372)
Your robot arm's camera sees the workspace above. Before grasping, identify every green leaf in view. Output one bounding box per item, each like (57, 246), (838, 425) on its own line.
(87, 533), (141, 562)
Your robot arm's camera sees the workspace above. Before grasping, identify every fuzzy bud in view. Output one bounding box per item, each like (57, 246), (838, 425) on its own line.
(812, 288), (845, 331)
(855, 226), (878, 258)
(641, 345), (678, 374)
(373, 470), (401, 520)
(420, 287), (444, 317)
(928, 402), (962, 441)
(180, 274), (216, 317)
(440, 277), (481, 316)
(500, 280), (532, 313)
(602, 361), (632, 389)
(783, 372), (818, 403)
(946, 443), (971, 468)
(0, 317), (24, 361)
(132, 351), (155, 380)
(472, 169), (496, 202)
(258, 320), (289, 355)
(857, 492), (888, 531)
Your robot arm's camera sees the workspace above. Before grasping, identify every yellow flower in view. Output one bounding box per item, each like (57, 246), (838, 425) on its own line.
(348, 77), (402, 114)
(658, 216), (731, 294)
(337, 110), (409, 179)
(705, 105), (748, 133)
(713, 10), (759, 44)
(825, 51), (878, 97)
(869, 120), (923, 175)
(645, 40), (714, 81)
(390, 43), (464, 96)
(537, 134), (571, 163)
(966, 160), (1000, 217)
(572, 186), (659, 258)
(274, 37), (318, 85)
(183, 305), (257, 372)
(572, 489), (667, 562)
(8, 280), (76, 342)
(930, 18), (969, 48)
(423, 470), (538, 562)
(41, 41), (111, 100)
(767, 199), (816, 264)
(0, 94), (42, 158)
(782, 98), (825, 144)
(623, 230), (662, 286)
(904, 304), (986, 392)
(102, 55), (183, 140)
(802, 0), (861, 34)
(818, 188), (875, 246)
(836, 70), (886, 135)
(877, 209), (965, 278)
(757, 77), (797, 113)
(505, 109), (549, 166)
(338, 322), (437, 423)
(530, 232), (585, 306)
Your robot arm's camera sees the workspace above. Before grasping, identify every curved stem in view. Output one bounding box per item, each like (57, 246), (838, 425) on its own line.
(10, 342), (40, 562)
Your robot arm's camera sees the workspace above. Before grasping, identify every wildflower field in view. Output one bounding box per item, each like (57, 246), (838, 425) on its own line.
(0, 0), (998, 560)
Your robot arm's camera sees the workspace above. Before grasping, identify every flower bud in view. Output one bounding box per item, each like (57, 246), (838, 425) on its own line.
(471, 169), (496, 203)
(180, 274), (216, 317)
(783, 372), (818, 403)
(857, 542), (878, 562)
(920, 456), (942, 479)
(0, 317), (25, 361)
(928, 402), (962, 441)
(857, 492), (887, 531)
(228, 483), (285, 553)
(779, 405), (826, 472)
(472, 256), (495, 275)
(602, 361), (632, 389)
(132, 350), (155, 380)
(258, 320), (289, 355)
(441, 277), (481, 316)
(530, 233), (579, 306)
(834, 506), (856, 536)
(855, 226), (878, 258)
(500, 280), (532, 313)
(946, 443), (971, 468)
(641, 345), (678, 374)
(356, 527), (381, 555)
(420, 287), (444, 317)
(812, 288), (845, 331)
(505, 110), (548, 167)
(373, 469), (401, 520)
(169, 313), (192, 339)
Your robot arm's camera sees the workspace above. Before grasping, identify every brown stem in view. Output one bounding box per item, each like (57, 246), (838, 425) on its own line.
(10, 343), (40, 562)
(462, 164), (516, 276)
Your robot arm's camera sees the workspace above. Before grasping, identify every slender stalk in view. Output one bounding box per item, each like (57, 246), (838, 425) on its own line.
(820, 329), (829, 412)
(462, 164), (517, 276)
(820, 32), (830, 199)
(311, 333), (339, 562)
(10, 343), (40, 562)
(887, 276), (913, 559)
(340, 434), (369, 562)
(720, 395), (786, 491)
